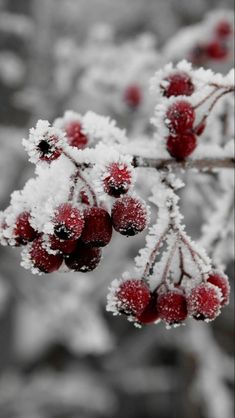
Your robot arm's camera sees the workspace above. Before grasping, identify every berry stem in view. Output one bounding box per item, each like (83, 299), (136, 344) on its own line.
(160, 236), (180, 285)
(178, 245), (192, 285)
(132, 156), (235, 171)
(194, 87), (235, 132)
(142, 227), (170, 281)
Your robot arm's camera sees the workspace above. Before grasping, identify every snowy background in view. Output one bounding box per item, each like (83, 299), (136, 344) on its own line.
(0, 1), (234, 418)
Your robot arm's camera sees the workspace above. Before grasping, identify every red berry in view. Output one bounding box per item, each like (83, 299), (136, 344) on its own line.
(162, 72), (194, 97)
(81, 207), (112, 247)
(206, 41), (229, 60)
(37, 135), (61, 162)
(157, 291), (188, 324)
(65, 244), (102, 272)
(30, 237), (63, 273)
(49, 235), (77, 254)
(111, 196), (148, 236)
(166, 101), (196, 134)
(116, 279), (151, 316)
(207, 273), (230, 306)
(14, 212), (38, 245)
(124, 85), (142, 108)
(215, 20), (232, 38)
(194, 121), (206, 136)
(187, 283), (222, 321)
(65, 121), (88, 149)
(136, 293), (160, 324)
(103, 162), (132, 197)
(53, 203), (84, 241)
(167, 133), (197, 160)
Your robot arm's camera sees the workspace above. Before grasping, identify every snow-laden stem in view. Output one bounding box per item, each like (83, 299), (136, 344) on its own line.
(132, 156), (235, 171)
(142, 228), (170, 282)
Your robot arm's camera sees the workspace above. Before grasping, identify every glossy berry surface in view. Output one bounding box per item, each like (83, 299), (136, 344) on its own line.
(136, 293), (160, 324)
(65, 121), (88, 149)
(81, 207), (112, 247)
(103, 162), (132, 197)
(30, 237), (63, 273)
(49, 235), (77, 254)
(65, 244), (102, 272)
(157, 291), (188, 324)
(14, 212), (38, 244)
(187, 283), (222, 320)
(163, 72), (194, 97)
(53, 203), (84, 241)
(207, 273), (230, 306)
(111, 196), (148, 236)
(167, 133), (197, 159)
(124, 85), (142, 108)
(116, 279), (151, 316)
(166, 101), (196, 134)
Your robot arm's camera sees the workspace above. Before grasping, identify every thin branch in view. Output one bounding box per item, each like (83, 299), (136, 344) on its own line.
(132, 156), (235, 171)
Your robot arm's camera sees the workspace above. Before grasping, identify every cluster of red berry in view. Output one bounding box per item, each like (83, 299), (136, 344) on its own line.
(109, 272), (230, 327)
(160, 71), (204, 159)
(0, 118), (149, 274)
(190, 19), (233, 65)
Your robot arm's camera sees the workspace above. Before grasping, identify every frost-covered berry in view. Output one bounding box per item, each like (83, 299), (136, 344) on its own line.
(215, 20), (232, 38)
(167, 133), (197, 159)
(29, 237), (63, 273)
(111, 196), (148, 236)
(81, 207), (112, 247)
(207, 273), (230, 306)
(187, 283), (222, 321)
(53, 203), (84, 241)
(65, 244), (102, 272)
(162, 72), (194, 97)
(116, 279), (151, 316)
(79, 190), (90, 205)
(157, 291), (188, 324)
(103, 162), (133, 197)
(65, 121), (88, 149)
(136, 293), (160, 324)
(166, 101), (196, 134)
(124, 85), (142, 108)
(206, 41), (229, 60)
(49, 235), (78, 255)
(14, 212), (38, 245)
(37, 136), (62, 162)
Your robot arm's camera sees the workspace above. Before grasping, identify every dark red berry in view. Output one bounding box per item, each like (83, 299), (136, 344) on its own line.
(111, 196), (148, 236)
(207, 273), (230, 306)
(37, 136), (61, 162)
(116, 279), (151, 316)
(65, 244), (102, 272)
(124, 85), (142, 108)
(65, 121), (88, 149)
(81, 207), (112, 247)
(30, 237), (63, 273)
(215, 20), (232, 38)
(206, 41), (229, 60)
(194, 121), (206, 136)
(157, 291), (188, 324)
(136, 293), (160, 324)
(103, 162), (132, 197)
(49, 235), (77, 254)
(14, 212), (38, 245)
(53, 203), (84, 241)
(187, 283), (222, 321)
(162, 72), (194, 97)
(167, 133), (197, 159)
(166, 101), (196, 134)
(189, 43), (208, 65)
